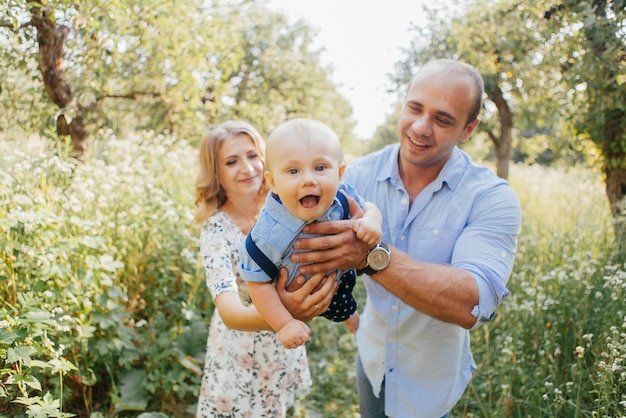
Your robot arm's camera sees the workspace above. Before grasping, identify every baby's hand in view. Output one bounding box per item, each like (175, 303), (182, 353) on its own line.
(344, 312), (359, 334)
(354, 219), (382, 246)
(278, 319), (311, 349)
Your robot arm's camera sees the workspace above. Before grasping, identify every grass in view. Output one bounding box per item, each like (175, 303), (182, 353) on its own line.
(1, 133), (623, 417)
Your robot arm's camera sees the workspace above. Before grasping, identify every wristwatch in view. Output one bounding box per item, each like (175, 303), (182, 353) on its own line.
(357, 242), (391, 276)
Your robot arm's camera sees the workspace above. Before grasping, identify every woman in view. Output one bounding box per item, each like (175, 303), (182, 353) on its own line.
(194, 121), (334, 417)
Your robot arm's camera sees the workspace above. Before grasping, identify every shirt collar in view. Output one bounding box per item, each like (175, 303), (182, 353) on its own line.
(436, 147), (467, 192)
(264, 190), (343, 233)
(388, 145), (467, 193)
(264, 192), (305, 233)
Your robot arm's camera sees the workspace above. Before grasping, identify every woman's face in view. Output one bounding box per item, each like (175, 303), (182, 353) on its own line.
(218, 133), (264, 200)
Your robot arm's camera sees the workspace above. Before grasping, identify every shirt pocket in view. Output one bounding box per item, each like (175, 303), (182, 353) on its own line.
(407, 226), (462, 265)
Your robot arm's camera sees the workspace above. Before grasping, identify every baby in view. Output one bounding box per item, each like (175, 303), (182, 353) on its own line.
(240, 118), (382, 349)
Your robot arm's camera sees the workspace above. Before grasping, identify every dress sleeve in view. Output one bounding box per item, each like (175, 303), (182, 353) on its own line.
(200, 215), (240, 300)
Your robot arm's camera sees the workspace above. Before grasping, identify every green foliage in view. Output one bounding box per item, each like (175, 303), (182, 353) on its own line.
(388, 0), (626, 210)
(0, 131), (209, 416)
(457, 164), (625, 417)
(2, 130), (625, 417)
(0, 0), (355, 148)
(306, 294), (362, 417)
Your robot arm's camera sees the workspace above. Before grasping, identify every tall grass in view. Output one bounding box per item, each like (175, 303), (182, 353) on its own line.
(0, 132), (209, 417)
(458, 164), (624, 418)
(1, 133), (623, 417)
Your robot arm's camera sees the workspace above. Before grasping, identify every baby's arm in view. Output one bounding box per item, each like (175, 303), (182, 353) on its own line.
(247, 280), (311, 348)
(344, 311), (359, 334)
(353, 202), (382, 246)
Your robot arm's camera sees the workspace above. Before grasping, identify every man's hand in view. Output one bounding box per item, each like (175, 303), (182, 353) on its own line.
(276, 268), (338, 322)
(291, 195), (370, 275)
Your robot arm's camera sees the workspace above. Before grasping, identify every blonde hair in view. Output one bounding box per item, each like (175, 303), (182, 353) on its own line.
(194, 121), (267, 224)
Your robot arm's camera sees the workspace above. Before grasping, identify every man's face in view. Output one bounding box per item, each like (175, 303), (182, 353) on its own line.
(397, 66), (479, 174)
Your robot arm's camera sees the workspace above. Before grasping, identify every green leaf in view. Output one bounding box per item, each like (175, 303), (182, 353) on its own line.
(7, 346), (36, 364)
(24, 310), (52, 323)
(100, 254), (124, 272)
(6, 373), (42, 391)
(22, 374), (42, 391)
(47, 358), (78, 374)
(116, 369), (147, 412)
(0, 330), (19, 345)
(82, 235), (105, 249)
(29, 360), (51, 369)
(13, 194), (33, 205)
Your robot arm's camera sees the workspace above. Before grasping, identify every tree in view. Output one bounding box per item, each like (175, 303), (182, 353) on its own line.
(0, 0), (355, 155)
(543, 0), (626, 218)
(389, 1), (553, 180)
(388, 0), (626, 221)
(199, 1), (355, 141)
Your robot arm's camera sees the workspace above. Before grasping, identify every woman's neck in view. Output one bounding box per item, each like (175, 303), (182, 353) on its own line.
(221, 194), (263, 235)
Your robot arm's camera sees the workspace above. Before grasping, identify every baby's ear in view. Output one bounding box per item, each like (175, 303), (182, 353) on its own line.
(338, 163), (346, 180)
(264, 171), (276, 189)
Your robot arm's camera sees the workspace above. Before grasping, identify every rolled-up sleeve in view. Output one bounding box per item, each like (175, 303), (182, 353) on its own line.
(452, 183), (522, 329)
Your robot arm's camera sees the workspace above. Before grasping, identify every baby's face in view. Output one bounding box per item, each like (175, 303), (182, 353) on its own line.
(265, 132), (344, 222)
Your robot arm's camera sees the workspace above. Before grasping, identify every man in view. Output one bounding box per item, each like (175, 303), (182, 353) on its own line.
(288, 59), (522, 417)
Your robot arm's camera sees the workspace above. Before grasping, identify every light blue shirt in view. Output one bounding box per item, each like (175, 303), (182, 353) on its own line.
(240, 182), (364, 285)
(344, 144), (521, 418)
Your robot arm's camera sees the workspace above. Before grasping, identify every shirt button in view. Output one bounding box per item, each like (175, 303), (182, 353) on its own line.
(391, 305), (398, 312)
(501, 251), (507, 258)
(433, 229), (439, 236)
(401, 198), (408, 205)
(388, 336), (395, 343)
(400, 235), (405, 241)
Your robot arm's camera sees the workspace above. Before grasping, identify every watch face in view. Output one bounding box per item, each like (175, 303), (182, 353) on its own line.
(368, 247), (390, 270)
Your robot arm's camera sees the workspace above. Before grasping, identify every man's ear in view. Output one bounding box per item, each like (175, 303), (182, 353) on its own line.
(264, 171), (275, 190)
(460, 118), (480, 143)
(338, 163), (346, 180)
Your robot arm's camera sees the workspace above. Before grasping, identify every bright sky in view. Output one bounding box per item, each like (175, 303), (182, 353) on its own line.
(265, 0), (427, 139)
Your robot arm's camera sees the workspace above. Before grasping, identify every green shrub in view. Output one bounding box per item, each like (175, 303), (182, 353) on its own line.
(1, 134), (624, 417)
(1, 132), (209, 417)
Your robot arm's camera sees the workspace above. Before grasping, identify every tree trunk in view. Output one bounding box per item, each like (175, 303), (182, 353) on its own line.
(489, 84), (513, 180)
(587, 1), (626, 230)
(30, 3), (88, 158)
(602, 109), (626, 219)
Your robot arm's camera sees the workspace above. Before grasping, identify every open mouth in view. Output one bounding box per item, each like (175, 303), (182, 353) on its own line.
(408, 136), (429, 147)
(299, 195), (320, 208)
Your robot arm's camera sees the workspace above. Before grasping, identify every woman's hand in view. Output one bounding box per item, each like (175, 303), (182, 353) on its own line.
(276, 268), (338, 322)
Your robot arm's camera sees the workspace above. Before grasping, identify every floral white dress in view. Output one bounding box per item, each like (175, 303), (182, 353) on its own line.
(196, 211), (312, 418)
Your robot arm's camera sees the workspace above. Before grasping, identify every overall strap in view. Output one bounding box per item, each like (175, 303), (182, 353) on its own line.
(245, 190), (350, 280)
(336, 191), (350, 219)
(245, 234), (279, 280)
